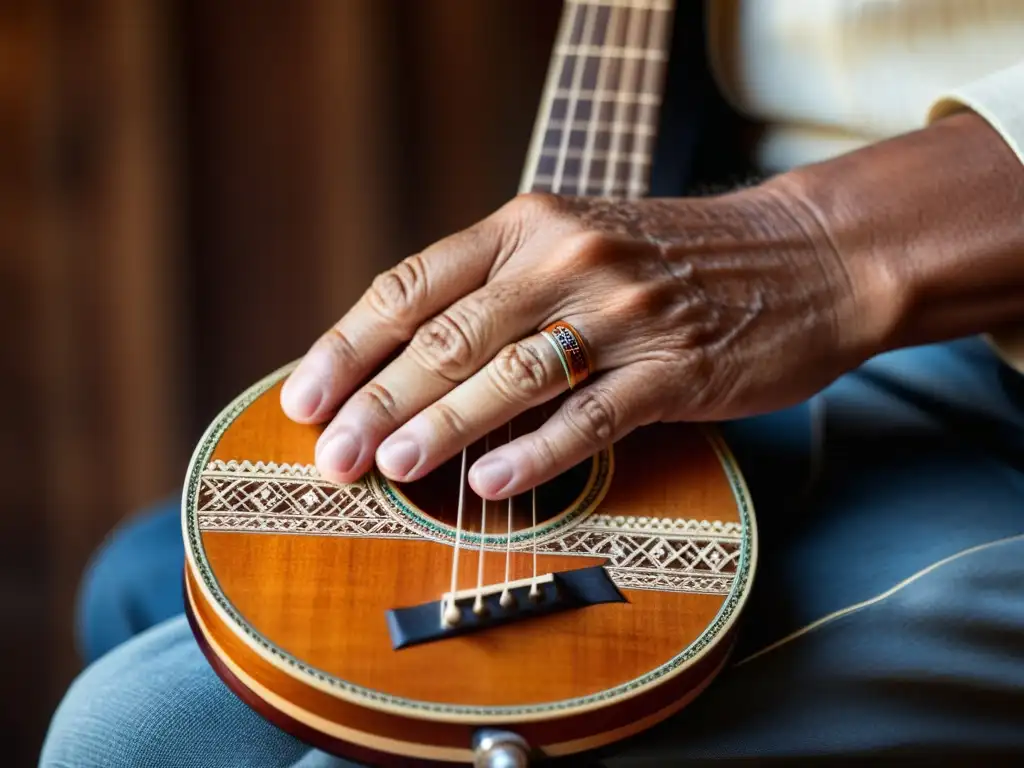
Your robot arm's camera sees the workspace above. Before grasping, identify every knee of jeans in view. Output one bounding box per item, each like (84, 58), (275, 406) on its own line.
(75, 497), (185, 663)
(41, 617), (312, 768)
(41, 618), (184, 767)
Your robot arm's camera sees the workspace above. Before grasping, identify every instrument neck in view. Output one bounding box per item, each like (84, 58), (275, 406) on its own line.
(519, 0), (676, 199)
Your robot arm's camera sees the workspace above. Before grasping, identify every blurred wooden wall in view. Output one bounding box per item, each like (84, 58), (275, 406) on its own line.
(0, 1), (559, 762)
(179, 0), (559, 424)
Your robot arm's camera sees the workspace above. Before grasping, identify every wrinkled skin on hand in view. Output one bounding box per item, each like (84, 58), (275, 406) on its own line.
(280, 187), (867, 500)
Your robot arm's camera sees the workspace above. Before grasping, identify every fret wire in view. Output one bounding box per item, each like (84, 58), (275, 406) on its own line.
(537, 154), (656, 187)
(543, 129), (658, 154)
(531, 174), (648, 196)
(568, 0), (673, 10)
(553, 1), (598, 194)
(547, 119), (658, 136)
(542, 111), (661, 151)
(550, 86), (663, 102)
(544, 148), (654, 164)
(554, 44), (668, 61)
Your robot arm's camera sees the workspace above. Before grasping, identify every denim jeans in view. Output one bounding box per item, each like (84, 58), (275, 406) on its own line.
(40, 339), (1024, 766)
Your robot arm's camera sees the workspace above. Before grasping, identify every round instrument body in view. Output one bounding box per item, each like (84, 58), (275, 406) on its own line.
(182, 363), (758, 766)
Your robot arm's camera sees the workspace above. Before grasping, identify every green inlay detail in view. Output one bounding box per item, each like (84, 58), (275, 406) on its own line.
(370, 448), (610, 547)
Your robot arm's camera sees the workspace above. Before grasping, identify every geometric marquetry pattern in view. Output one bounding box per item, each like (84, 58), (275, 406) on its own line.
(196, 460), (741, 595)
(197, 460), (418, 540)
(537, 515), (740, 595)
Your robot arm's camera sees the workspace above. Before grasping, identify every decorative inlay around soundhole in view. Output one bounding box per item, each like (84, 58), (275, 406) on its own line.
(375, 413), (614, 542)
(375, 442), (611, 547)
(196, 459), (741, 595)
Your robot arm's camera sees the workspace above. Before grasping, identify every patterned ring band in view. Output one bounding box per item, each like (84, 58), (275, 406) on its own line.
(541, 320), (593, 390)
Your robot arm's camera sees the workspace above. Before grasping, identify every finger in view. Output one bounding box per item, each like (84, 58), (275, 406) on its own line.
(371, 331), (570, 483)
(466, 364), (664, 499)
(280, 217), (505, 424)
(313, 280), (555, 483)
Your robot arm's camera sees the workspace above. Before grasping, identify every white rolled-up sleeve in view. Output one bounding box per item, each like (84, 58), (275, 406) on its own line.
(928, 62), (1024, 375)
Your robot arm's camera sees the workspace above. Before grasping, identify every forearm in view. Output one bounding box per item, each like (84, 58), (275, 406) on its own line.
(769, 111), (1024, 359)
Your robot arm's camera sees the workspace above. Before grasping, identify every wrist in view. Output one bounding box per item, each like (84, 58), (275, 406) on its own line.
(763, 111), (1024, 357)
(749, 173), (895, 368)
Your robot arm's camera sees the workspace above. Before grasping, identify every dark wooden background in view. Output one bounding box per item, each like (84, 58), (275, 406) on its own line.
(1, 1), (561, 762)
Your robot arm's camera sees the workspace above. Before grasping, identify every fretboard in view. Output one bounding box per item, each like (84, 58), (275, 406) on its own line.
(520, 0), (676, 199)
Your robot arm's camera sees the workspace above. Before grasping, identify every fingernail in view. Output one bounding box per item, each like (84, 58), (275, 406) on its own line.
(281, 368), (324, 421)
(470, 458), (514, 496)
(377, 439), (421, 478)
(317, 431), (360, 476)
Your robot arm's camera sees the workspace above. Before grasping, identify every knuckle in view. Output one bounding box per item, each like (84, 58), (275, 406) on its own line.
(490, 193), (559, 269)
(613, 283), (671, 319)
(353, 382), (398, 422)
(506, 191), (560, 222)
(366, 254), (428, 328)
(556, 230), (617, 273)
(488, 341), (549, 401)
(564, 389), (619, 444)
(528, 431), (560, 469)
(430, 401), (468, 438)
(409, 303), (485, 381)
(322, 326), (361, 368)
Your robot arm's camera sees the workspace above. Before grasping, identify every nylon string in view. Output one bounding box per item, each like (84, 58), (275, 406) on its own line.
(500, 422), (516, 606)
(473, 433), (489, 614)
(443, 447), (468, 626)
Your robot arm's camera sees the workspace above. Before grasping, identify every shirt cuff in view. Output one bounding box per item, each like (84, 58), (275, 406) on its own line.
(927, 62), (1024, 375)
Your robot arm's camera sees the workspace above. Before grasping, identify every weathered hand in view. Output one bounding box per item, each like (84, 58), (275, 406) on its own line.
(281, 185), (871, 499)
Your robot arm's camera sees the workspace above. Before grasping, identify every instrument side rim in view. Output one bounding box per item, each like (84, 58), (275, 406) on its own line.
(186, 567), (735, 763)
(181, 360), (760, 725)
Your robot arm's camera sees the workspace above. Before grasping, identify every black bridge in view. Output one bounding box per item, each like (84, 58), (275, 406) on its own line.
(385, 563), (627, 650)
